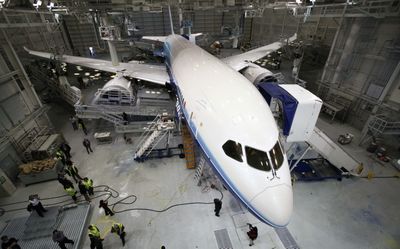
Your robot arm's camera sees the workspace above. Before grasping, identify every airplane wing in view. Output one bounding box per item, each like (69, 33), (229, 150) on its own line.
(24, 47), (169, 85)
(222, 34), (297, 71)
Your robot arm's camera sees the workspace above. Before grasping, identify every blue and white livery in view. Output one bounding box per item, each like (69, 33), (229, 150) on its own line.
(25, 32), (296, 227)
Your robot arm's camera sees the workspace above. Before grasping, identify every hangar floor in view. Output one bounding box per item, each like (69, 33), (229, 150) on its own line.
(1, 101), (399, 249)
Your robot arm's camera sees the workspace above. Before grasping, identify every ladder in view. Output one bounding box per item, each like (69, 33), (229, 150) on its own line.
(194, 157), (206, 186)
(175, 100), (184, 132)
(134, 114), (175, 162)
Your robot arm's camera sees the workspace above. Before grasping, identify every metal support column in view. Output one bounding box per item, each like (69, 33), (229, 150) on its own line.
(102, 16), (119, 66)
(318, 4), (348, 95)
(1, 29), (43, 109)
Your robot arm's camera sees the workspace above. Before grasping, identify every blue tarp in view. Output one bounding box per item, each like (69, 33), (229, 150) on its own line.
(257, 83), (298, 136)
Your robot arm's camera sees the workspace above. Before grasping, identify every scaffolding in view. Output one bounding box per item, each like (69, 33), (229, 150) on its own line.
(284, 0), (400, 19)
(359, 114), (400, 145)
(28, 68), (81, 106)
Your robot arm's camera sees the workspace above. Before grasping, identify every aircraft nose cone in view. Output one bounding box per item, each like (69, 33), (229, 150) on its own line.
(251, 184), (293, 227)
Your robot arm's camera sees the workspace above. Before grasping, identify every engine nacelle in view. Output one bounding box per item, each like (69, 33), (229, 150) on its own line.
(241, 63), (277, 85)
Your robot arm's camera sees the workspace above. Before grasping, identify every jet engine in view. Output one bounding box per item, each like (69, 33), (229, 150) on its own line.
(241, 62), (278, 85)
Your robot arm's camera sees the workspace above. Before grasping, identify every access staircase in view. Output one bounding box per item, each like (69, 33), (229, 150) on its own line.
(305, 127), (363, 176)
(359, 114), (400, 145)
(133, 114), (175, 162)
(182, 123), (196, 169)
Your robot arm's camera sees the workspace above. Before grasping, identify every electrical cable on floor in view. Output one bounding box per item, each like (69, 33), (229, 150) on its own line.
(0, 184), (223, 216)
(360, 176), (400, 179)
(111, 188), (223, 214)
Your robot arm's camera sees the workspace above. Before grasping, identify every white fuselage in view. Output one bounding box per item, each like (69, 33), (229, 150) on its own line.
(164, 35), (293, 227)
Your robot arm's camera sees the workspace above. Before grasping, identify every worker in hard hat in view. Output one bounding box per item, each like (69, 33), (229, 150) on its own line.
(65, 160), (81, 183)
(55, 149), (66, 165)
(88, 224), (103, 249)
(64, 185), (78, 202)
(111, 222), (126, 246)
(82, 177), (94, 196)
(78, 180), (90, 202)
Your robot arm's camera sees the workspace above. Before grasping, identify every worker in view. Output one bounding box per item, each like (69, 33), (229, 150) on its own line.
(77, 118), (88, 135)
(111, 223), (126, 246)
(1, 235), (21, 249)
(52, 229), (74, 249)
(77, 76), (84, 89)
(82, 177), (94, 196)
(247, 223), (258, 246)
(60, 143), (72, 159)
(70, 116), (78, 131)
(83, 138), (93, 154)
(99, 199), (114, 216)
(122, 112), (128, 123)
(214, 198), (222, 217)
(65, 161), (81, 183)
(27, 195), (47, 217)
(88, 224), (103, 249)
(78, 180), (90, 202)
(57, 173), (73, 188)
(64, 185), (78, 202)
(55, 149), (66, 165)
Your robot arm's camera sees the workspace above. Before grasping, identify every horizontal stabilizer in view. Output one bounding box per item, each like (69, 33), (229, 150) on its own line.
(142, 36), (168, 42)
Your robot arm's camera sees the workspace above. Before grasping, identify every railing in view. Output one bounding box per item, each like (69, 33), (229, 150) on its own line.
(368, 114), (400, 135)
(29, 69), (80, 106)
(292, 0), (400, 19)
(75, 102), (174, 118)
(134, 114), (175, 160)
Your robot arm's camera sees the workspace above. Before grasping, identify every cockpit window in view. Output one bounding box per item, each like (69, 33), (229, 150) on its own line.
(222, 140), (243, 162)
(269, 141), (284, 170)
(245, 146), (271, 171)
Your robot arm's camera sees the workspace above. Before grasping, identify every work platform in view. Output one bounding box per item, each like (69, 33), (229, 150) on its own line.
(0, 203), (90, 249)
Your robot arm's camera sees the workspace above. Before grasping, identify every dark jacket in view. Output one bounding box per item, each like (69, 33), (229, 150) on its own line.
(1, 238), (20, 249)
(83, 139), (91, 147)
(247, 225), (258, 240)
(78, 182), (88, 195)
(61, 143), (71, 153)
(52, 231), (66, 242)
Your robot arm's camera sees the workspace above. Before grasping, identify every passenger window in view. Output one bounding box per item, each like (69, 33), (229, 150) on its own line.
(269, 142), (284, 170)
(222, 140), (243, 162)
(245, 146), (271, 171)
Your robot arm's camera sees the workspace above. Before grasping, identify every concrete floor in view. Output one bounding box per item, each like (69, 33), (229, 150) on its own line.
(2, 49), (400, 249)
(1, 101), (399, 249)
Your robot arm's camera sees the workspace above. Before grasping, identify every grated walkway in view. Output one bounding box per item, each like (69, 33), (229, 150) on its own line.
(0, 203), (90, 249)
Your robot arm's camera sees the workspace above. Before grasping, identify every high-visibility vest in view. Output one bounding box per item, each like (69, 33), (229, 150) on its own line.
(83, 179), (93, 189)
(65, 187), (76, 196)
(66, 165), (78, 176)
(88, 225), (100, 237)
(56, 151), (63, 159)
(112, 223), (124, 233)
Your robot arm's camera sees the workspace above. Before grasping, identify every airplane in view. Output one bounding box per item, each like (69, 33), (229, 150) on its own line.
(24, 9), (297, 227)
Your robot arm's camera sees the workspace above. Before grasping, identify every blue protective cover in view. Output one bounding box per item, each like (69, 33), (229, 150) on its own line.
(257, 83), (298, 136)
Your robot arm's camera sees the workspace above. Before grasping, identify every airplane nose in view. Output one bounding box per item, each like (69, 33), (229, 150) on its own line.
(251, 184), (293, 227)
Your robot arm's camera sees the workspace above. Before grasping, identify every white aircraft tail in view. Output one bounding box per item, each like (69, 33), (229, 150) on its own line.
(168, 5), (175, 35)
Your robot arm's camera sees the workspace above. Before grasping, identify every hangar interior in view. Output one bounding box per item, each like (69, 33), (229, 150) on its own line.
(0, 0), (399, 248)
